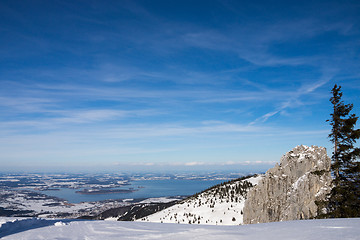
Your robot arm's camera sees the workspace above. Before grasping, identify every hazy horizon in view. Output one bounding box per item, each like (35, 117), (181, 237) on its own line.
(0, 161), (272, 174)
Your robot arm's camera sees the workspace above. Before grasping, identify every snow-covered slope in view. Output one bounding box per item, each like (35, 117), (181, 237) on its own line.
(1, 217), (359, 240)
(138, 175), (263, 225)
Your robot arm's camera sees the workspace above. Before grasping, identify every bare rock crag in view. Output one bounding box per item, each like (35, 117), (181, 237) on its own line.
(243, 145), (332, 224)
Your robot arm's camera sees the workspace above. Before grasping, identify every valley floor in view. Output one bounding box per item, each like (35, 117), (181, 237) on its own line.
(1, 217), (359, 240)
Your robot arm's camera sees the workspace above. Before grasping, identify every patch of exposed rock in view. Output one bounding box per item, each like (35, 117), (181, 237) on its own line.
(243, 145), (332, 224)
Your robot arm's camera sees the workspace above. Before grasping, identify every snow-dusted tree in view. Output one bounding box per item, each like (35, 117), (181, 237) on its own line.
(326, 84), (360, 218)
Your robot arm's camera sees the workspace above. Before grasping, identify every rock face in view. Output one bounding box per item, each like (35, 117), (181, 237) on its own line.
(243, 145), (332, 224)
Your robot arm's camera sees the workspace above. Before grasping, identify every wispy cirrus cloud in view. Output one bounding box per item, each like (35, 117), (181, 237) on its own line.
(1, 0), (358, 171)
(251, 68), (336, 124)
(179, 18), (352, 67)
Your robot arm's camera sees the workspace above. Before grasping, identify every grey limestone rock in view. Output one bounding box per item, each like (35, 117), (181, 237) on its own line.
(243, 145), (332, 224)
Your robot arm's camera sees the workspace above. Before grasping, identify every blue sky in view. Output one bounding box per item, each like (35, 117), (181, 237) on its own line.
(0, 0), (359, 172)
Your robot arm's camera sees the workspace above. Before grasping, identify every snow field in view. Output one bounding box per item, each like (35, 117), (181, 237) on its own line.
(1, 217), (359, 240)
(139, 175), (263, 225)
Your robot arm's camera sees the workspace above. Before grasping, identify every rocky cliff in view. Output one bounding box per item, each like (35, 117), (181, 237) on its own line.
(243, 145), (332, 224)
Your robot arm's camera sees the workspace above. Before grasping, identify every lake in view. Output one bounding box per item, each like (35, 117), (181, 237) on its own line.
(39, 179), (225, 203)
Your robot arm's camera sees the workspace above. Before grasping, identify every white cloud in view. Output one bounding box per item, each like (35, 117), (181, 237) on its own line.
(250, 70), (336, 124)
(113, 160), (277, 167)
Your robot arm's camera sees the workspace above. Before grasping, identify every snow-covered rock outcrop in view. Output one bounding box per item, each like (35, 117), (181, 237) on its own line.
(139, 175), (263, 225)
(243, 145), (332, 224)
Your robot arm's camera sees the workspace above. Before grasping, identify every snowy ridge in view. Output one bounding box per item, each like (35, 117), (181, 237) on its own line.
(139, 197), (181, 204)
(0, 218), (73, 238)
(138, 175), (263, 225)
(1, 217), (359, 240)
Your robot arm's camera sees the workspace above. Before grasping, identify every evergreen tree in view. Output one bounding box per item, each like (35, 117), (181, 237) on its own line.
(326, 84), (360, 218)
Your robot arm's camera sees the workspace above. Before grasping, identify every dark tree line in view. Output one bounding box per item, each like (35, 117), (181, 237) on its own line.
(323, 84), (360, 218)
